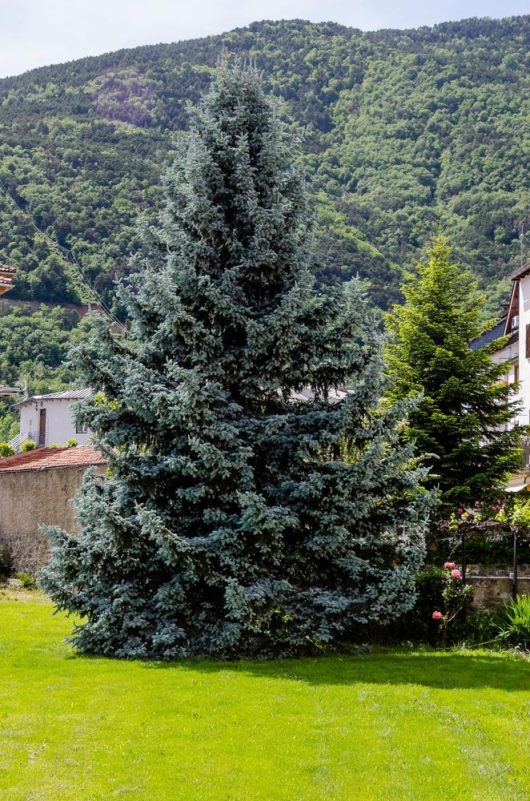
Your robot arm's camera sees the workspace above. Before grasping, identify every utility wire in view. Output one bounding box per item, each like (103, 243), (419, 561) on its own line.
(0, 178), (125, 329)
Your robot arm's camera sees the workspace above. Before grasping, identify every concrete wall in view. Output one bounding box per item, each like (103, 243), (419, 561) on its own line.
(19, 399), (91, 447)
(0, 464), (103, 573)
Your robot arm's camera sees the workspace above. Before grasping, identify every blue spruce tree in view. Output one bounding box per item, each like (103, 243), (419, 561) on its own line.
(40, 60), (430, 658)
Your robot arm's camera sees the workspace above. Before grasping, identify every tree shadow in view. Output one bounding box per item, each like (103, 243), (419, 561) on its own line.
(141, 650), (530, 691)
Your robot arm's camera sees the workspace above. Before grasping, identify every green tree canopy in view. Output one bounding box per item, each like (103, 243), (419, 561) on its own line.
(385, 236), (523, 511)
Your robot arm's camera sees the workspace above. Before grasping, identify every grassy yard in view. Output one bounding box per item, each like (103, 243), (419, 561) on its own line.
(0, 591), (529, 801)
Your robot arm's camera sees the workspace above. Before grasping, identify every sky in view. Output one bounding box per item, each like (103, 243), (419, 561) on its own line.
(1, 0), (529, 79)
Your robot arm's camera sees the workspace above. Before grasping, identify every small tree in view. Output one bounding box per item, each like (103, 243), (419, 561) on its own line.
(40, 60), (431, 659)
(385, 236), (523, 512)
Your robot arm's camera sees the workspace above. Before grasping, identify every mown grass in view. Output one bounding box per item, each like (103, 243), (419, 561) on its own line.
(1, 590), (529, 801)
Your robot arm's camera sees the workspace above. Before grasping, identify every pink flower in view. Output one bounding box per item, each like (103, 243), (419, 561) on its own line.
(451, 569), (462, 580)
(444, 561), (456, 570)
(432, 611), (443, 620)
(457, 507), (464, 514)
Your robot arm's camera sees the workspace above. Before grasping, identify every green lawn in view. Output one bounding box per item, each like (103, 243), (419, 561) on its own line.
(1, 592), (529, 801)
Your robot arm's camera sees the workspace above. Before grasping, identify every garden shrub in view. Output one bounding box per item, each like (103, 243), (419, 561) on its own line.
(15, 572), (37, 590)
(393, 566), (447, 643)
(0, 442), (15, 457)
(457, 608), (504, 647)
(497, 595), (530, 649)
(21, 439), (36, 452)
(393, 563), (473, 645)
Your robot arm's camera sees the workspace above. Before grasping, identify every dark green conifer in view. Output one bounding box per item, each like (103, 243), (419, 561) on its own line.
(40, 60), (430, 659)
(385, 236), (523, 512)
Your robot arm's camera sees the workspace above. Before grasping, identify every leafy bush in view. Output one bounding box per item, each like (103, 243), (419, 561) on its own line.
(15, 571), (37, 590)
(497, 596), (530, 649)
(67, 438), (78, 448)
(0, 442), (15, 457)
(394, 563), (473, 644)
(431, 561), (474, 644)
(21, 439), (36, 452)
(460, 608), (504, 647)
(392, 566), (447, 642)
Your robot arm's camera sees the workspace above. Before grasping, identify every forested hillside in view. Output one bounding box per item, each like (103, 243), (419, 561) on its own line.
(1, 17), (529, 310)
(0, 15), (529, 407)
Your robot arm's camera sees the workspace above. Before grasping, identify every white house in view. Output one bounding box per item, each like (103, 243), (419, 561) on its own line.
(480, 263), (530, 428)
(14, 389), (92, 449)
(477, 263), (530, 489)
(502, 264), (530, 427)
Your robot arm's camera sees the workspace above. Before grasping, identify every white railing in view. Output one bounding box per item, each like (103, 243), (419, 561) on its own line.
(8, 431), (31, 452)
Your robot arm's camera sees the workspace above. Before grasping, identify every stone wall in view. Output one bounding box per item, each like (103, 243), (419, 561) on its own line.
(466, 564), (530, 608)
(0, 465), (104, 573)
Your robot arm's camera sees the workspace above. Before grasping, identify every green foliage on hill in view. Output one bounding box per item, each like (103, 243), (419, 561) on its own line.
(0, 16), (528, 312)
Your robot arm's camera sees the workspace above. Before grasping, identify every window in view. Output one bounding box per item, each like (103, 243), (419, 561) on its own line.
(75, 421), (88, 434)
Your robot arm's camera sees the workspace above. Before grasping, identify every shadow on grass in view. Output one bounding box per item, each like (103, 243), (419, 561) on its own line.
(139, 650), (530, 692)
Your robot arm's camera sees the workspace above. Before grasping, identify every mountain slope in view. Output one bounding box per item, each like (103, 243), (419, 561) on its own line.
(0, 17), (529, 311)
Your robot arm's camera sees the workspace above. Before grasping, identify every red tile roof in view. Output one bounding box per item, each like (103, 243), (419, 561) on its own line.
(0, 445), (106, 472)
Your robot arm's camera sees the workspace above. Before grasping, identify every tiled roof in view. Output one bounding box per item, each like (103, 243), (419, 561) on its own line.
(15, 388), (92, 406)
(470, 319), (508, 351)
(0, 445), (106, 472)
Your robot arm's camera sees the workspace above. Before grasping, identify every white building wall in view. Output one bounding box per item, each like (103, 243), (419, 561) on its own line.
(491, 338), (520, 419)
(491, 340), (518, 366)
(19, 400), (91, 447)
(517, 274), (530, 427)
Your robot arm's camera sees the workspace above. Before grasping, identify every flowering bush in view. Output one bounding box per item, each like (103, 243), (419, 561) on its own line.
(431, 561), (473, 643)
(448, 499), (505, 530)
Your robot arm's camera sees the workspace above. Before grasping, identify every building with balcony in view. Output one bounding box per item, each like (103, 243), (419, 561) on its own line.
(479, 263), (530, 490)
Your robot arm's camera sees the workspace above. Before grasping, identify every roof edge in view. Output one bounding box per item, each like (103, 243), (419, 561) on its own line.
(510, 262), (530, 281)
